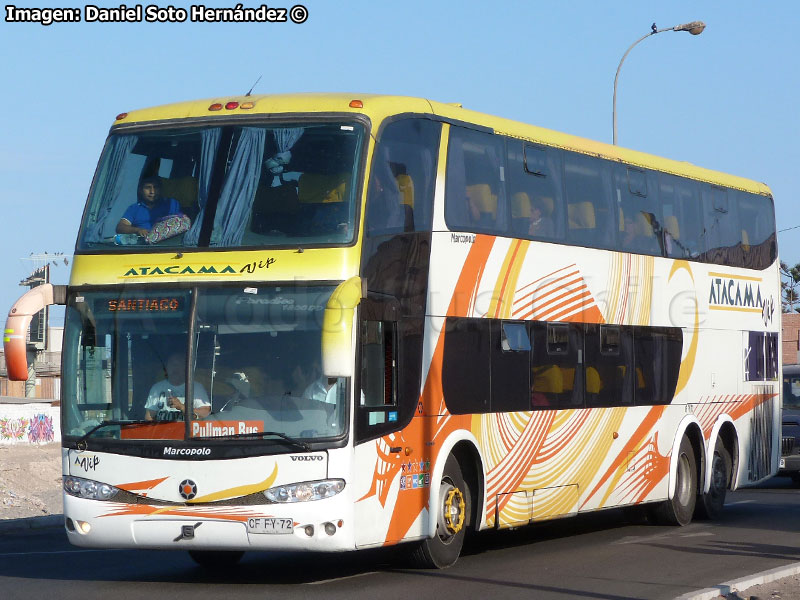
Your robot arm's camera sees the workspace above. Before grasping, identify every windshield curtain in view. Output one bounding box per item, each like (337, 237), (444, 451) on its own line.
(62, 285), (347, 443)
(77, 121), (365, 251)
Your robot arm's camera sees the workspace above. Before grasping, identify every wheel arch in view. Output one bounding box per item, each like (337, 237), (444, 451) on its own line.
(669, 416), (705, 500)
(704, 416), (739, 493)
(427, 432), (486, 539)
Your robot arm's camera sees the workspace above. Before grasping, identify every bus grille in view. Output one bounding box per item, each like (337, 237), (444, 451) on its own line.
(782, 436), (796, 456)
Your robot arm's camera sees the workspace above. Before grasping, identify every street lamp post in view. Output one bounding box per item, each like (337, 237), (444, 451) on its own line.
(612, 21), (705, 145)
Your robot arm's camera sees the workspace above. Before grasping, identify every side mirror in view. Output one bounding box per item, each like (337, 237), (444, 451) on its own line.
(321, 277), (362, 378)
(4, 284), (66, 380)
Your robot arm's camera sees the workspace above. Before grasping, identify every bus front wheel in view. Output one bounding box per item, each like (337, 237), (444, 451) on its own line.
(653, 436), (697, 526)
(410, 455), (470, 569)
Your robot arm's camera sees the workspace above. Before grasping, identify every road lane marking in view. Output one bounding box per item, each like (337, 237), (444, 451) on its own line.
(306, 572), (378, 585)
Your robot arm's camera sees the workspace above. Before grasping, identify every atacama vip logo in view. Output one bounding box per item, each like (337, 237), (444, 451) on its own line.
(708, 273), (772, 324)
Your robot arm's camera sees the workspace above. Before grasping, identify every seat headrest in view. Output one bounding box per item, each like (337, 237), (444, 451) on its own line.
(298, 173), (347, 203)
(160, 176), (198, 208)
(466, 184), (497, 216)
(511, 192), (531, 218)
(396, 174), (414, 208)
(568, 201), (596, 229)
(664, 215), (680, 240)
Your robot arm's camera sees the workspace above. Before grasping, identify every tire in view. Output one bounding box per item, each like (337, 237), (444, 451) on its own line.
(695, 439), (732, 520)
(653, 436), (697, 526)
(188, 550), (245, 568)
(410, 455), (470, 569)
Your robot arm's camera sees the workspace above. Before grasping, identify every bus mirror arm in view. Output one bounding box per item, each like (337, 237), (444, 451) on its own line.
(3, 284), (66, 381)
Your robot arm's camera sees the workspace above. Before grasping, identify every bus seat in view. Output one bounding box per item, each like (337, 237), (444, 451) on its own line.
(741, 229), (750, 252)
(585, 367), (603, 394)
(636, 212), (655, 238)
(161, 176), (199, 210)
(532, 364), (563, 394)
(466, 183), (497, 223)
(568, 202), (596, 230)
(396, 174), (415, 208)
(250, 184), (300, 234)
(512, 192), (531, 235)
(298, 173), (347, 204)
(512, 192), (531, 218)
(664, 215), (680, 240)
(538, 195), (554, 218)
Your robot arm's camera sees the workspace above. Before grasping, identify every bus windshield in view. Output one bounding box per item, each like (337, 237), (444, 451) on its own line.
(62, 285), (347, 443)
(77, 121), (365, 250)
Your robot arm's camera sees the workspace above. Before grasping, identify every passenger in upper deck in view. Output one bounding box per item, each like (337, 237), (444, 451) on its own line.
(116, 176), (185, 238)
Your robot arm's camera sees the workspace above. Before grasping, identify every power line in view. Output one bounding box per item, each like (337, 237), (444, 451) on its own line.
(779, 225), (800, 233)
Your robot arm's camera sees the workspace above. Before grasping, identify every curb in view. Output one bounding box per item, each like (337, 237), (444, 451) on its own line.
(0, 514), (63, 535)
(674, 562), (800, 600)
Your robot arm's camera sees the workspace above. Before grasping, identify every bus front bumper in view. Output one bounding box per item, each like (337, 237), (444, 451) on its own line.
(63, 493), (356, 552)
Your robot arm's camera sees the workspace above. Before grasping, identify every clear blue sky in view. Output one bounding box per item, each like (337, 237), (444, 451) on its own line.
(1, 1), (799, 324)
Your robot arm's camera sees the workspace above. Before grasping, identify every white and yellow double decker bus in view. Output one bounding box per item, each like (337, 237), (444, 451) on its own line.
(4, 94), (779, 568)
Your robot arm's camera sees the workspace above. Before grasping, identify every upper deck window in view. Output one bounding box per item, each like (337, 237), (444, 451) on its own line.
(77, 121), (366, 251)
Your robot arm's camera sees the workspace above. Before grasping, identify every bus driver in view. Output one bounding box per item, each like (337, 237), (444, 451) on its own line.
(144, 353), (212, 421)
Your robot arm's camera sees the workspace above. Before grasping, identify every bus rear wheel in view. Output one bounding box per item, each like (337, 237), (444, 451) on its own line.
(695, 439), (731, 520)
(653, 436), (697, 526)
(188, 550), (245, 568)
(410, 455), (470, 569)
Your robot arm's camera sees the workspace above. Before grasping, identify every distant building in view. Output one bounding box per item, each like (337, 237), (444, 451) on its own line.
(0, 325), (62, 400)
(783, 313), (800, 366)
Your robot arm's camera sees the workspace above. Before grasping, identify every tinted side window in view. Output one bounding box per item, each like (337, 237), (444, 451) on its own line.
(491, 321), (531, 412)
(585, 324), (634, 407)
(505, 141), (565, 241)
(445, 127), (507, 234)
(530, 322), (584, 409)
(633, 326), (682, 405)
(442, 317), (490, 414)
(613, 166), (663, 256)
(366, 118), (440, 236)
(564, 152), (615, 249)
(660, 174), (704, 260)
(701, 185), (742, 266)
(737, 191), (777, 270)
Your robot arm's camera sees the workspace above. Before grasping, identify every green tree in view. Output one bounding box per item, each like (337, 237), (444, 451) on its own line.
(781, 261), (800, 313)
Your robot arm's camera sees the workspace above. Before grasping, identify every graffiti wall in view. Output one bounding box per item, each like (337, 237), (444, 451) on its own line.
(0, 403), (60, 444)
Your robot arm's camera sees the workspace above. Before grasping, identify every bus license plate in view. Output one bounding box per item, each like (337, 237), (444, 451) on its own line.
(247, 517), (293, 534)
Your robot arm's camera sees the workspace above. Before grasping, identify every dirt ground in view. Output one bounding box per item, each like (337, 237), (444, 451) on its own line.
(0, 443), (62, 519)
(724, 574), (800, 599)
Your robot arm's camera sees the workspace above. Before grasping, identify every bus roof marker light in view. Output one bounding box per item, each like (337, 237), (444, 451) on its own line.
(240, 101), (255, 109)
(225, 101), (239, 110)
(349, 99), (363, 108)
(208, 103), (223, 111)
(115, 113), (128, 121)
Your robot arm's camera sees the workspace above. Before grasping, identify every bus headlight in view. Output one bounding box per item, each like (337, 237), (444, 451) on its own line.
(264, 479), (345, 503)
(63, 476), (120, 501)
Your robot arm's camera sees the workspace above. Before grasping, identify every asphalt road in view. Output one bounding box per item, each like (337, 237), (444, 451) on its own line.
(2, 479), (800, 600)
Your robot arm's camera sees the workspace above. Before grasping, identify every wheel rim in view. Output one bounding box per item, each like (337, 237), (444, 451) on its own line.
(437, 481), (465, 542)
(708, 453), (726, 501)
(676, 453), (692, 506)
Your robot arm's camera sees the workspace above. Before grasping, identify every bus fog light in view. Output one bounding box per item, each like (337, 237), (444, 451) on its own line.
(304, 525), (314, 537)
(77, 520), (92, 534)
(324, 522), (336, 536)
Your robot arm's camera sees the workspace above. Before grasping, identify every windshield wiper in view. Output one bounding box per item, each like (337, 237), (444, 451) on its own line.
(192, 430), (311, 451)
(76, 419), (152, 446)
